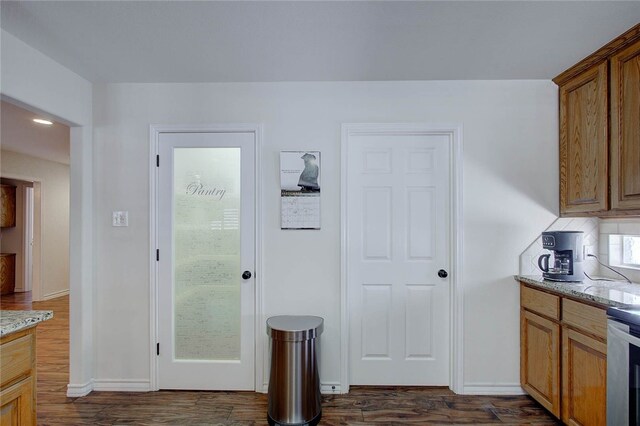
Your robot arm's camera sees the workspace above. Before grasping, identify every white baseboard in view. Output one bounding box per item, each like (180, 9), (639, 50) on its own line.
(462, 383), (525, 395)
(67, 380), (94, 397)
(43, 289), (70, 300)
(93, 379), (151, 392)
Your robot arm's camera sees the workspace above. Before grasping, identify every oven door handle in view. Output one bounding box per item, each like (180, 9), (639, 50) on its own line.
(609, 322), (640, 347)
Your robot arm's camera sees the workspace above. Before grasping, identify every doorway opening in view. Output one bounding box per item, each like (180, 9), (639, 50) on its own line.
(0, 100), (70, 302)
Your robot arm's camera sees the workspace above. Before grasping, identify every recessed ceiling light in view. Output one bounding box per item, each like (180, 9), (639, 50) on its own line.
(33, 118), (53, 125)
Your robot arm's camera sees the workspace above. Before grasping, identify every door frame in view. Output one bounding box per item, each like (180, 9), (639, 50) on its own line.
(23, 186), (34, 292)
(149, 124), (263, 392)
(340, 123), (464, 394)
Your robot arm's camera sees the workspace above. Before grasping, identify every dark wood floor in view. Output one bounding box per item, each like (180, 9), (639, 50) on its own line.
(1, 292), (560, 425)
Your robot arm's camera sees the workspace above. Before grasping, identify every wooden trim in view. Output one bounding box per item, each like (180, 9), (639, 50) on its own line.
(554, 23), (640, 85)
(560, 208), (640, 218)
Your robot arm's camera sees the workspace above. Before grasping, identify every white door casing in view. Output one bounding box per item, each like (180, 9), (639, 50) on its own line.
(341, 124), (463, 392)
(150, 125), (263, 391)
(24, 186), (34, 292)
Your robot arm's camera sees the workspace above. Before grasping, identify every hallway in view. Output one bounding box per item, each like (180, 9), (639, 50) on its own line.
(1, 293), (559, 425)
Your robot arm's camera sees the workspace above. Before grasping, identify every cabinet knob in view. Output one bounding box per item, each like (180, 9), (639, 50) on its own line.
(438, 269), (448, 278)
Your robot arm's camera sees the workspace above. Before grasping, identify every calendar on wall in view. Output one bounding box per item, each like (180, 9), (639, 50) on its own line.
(280, 151), (320, 229)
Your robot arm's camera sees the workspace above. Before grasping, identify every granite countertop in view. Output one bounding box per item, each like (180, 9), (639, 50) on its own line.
(515, 275), (640, 308)
(0, 310), (53, 337)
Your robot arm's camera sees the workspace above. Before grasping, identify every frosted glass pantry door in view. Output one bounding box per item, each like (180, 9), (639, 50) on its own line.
(158, 131), (255, 390)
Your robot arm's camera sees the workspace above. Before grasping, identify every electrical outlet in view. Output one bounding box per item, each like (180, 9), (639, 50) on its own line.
(112, 211), (129, 227)
(583, 245), (596, 258)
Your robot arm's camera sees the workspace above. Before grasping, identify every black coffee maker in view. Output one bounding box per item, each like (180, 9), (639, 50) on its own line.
(538, 231), (584, 282)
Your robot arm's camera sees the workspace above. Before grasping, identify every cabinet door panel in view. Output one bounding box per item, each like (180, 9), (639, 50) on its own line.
(559, 62), (609, 214)
(520, 310), (560, 417)
(562, 327), (606, 426)
(0, 185), (16, 228)
(0, 377), (35, 426)
(611, 39), (640, 209)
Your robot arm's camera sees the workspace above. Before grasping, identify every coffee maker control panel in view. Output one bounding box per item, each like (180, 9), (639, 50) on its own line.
(542, 234), (556, 248)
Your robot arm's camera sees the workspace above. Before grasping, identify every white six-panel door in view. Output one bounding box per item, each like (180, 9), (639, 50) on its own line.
(346, 131), (451, 385)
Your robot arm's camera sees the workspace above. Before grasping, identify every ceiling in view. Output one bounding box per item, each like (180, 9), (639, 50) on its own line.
(1, 1), (640, 83)
(1, 101), (70, 165)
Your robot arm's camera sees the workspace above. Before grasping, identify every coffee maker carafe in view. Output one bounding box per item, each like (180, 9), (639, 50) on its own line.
(538, 231), (584, 282)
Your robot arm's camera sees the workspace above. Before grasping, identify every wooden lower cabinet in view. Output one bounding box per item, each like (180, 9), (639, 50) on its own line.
(520, 283), (607, 424)
(562, 327), (607, 426)
(521, 310), (561, 416)
(0, 377), (34, 425)
(0, 328), (36, 426)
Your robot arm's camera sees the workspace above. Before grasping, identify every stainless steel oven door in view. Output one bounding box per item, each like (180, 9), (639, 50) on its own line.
(608, 319), (640, 426)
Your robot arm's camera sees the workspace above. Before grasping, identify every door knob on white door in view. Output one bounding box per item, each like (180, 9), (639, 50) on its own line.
(438, 269), (448, 278)
(242, 271), (252, 280)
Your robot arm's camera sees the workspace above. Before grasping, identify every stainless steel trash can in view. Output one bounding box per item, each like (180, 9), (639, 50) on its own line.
(266, 315), (323, 426)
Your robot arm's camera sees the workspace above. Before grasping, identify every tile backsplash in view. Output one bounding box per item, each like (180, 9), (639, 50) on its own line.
(520, 217), (640, 284)
(598, 218), (640, 283)
(519, 217), (599, 277)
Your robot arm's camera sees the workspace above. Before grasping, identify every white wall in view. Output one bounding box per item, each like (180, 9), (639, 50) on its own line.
(92, 80), (558, 392)
(1, 29), (94, 395)
(1, 151), (70, 299)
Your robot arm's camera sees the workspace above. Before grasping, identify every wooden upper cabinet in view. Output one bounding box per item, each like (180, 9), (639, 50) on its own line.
(559, 62), (609, 214)
(0, 185), (17, 228)
(611, 39), (640, 210)
(555, 24), (640, 217)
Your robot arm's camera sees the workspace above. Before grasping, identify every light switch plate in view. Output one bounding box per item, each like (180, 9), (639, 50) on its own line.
(112, 211), (129, 227)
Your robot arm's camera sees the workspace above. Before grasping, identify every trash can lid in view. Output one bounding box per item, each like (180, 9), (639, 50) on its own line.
(266, 316), (324, 341)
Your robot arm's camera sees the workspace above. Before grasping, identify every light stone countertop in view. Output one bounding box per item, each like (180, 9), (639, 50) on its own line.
(0, 310), (53, 337)
(515, 275), (640, 308)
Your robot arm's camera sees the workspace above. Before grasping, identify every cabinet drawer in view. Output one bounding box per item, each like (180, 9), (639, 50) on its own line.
(562, 298), (607, 340)
(0, 333), (33, 389)
(521, 285), (561, 320)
